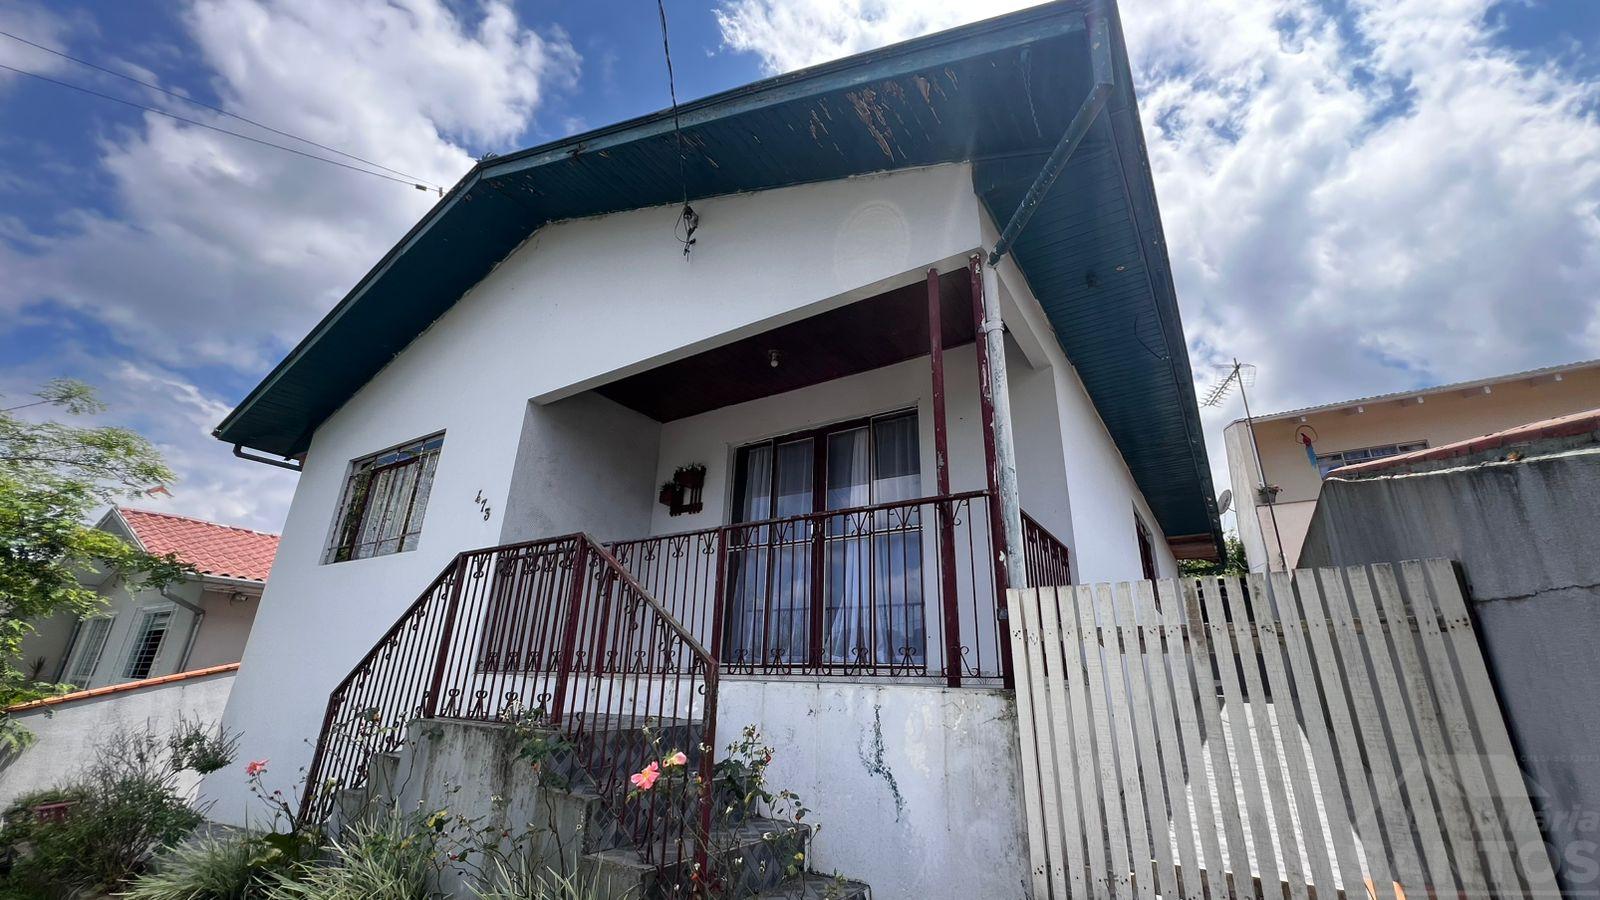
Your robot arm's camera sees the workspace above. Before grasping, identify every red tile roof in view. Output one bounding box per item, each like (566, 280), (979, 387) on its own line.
(1330, 406), (1600, 477)
(116, 508), (280, 582)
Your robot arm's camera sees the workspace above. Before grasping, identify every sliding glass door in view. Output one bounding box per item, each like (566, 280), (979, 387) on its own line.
(724, 410), (925, 671)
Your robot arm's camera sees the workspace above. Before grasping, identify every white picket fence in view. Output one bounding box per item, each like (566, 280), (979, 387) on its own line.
(1009, 559), (1559, 899)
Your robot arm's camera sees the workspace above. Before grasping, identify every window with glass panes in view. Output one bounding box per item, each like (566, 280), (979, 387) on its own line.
(68, 616), (114, 685)
(325, 434), (444, 563)
(723, 410), (925, 668)
(1315, 440), (1426, 478)
(123, 609), (172, 680)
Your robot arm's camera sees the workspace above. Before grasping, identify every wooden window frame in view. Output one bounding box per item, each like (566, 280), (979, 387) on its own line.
(325, 433), (445, 564)
(730, 408), (922, 524)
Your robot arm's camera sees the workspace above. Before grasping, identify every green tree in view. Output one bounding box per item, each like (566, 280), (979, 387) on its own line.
(0, 379), (192, 748)
(1179, 531), (1248, 578)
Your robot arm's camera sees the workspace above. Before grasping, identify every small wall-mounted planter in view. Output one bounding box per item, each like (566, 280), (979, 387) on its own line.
(661, 464), (706, 516)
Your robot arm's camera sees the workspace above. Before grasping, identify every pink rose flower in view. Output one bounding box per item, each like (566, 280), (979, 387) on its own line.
(666, 751), (688, 767)
(630, 761), (661, 791)
(246, 759), (269, 777)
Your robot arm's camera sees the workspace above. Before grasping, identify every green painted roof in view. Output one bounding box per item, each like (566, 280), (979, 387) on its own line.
(214, 0), (1222, 552)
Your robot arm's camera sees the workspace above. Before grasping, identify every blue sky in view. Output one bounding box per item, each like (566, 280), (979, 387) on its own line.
(2, 0), (1597, 532)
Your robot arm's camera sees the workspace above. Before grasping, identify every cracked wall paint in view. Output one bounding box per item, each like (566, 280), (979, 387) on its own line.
(858, 703), (905, 821)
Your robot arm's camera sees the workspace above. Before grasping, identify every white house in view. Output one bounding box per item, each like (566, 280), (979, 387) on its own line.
(203, 2), (1222, 895)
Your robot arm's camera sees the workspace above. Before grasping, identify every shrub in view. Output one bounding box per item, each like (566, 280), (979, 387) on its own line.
(264, 814), (436, 900)
(473, 858), (615, 900)
(120, 833), (262, 900)
(0, 720), (234, 896)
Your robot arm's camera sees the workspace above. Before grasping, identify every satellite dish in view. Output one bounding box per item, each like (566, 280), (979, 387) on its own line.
(1217, 489), (1233, 515)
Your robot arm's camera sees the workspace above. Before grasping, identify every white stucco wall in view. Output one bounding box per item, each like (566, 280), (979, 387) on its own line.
(716, 680), (1030, 900)
(185, 588), (260, 671)
(0, 670), (235, 810)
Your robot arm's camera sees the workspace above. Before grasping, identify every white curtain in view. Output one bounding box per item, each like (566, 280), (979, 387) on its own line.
(824, 428), (871, 662)
(871, 414), (924, 666)
(726, 444), (773, 665)
(769, 440), (813, 662)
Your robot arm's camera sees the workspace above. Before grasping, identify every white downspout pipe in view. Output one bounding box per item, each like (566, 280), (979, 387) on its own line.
(981, 262), (1027, 590)
(161, 584), (206, 672)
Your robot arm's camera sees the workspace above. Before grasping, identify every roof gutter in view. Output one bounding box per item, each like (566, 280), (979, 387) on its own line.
(232, 444), (303, 473)
(988, 0), (1114, 267)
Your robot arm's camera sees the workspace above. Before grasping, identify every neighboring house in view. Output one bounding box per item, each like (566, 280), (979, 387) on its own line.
(22, 508), (279, 691)
(1224, 358), (1600, 572)
(202, 3), (1223, 894)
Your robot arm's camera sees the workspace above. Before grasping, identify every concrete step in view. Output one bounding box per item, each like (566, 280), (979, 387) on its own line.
(368, 750), (401, 799)
(748, 876), (872, 900)
(580, 816), (811, 899)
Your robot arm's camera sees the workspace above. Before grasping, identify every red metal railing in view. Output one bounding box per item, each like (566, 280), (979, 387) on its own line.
(611, 491), (1005, 686)
(303, 494), (1073, 882)
(301, 533), (717, 882)
(1021, 511), (1072, 588)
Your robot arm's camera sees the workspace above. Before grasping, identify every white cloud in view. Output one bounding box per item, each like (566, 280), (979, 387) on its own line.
(0, 0), (579, 531)
(0, 4), (82, 84)
(713, 0), (1600, 517)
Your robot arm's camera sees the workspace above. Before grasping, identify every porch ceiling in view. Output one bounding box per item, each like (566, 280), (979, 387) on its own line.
(212, 0), (1222, 556)
(597, 271), (973, 422)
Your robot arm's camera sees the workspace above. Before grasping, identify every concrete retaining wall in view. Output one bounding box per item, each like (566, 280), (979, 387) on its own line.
(716, 680), (1029, 900)
(0, 669), (236, 810)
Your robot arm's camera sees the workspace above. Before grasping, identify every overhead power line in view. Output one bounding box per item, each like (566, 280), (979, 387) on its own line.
(0, 27), (442, 191)
(0, 61), (442, 194)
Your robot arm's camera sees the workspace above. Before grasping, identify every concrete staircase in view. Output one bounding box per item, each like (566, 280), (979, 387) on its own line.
(331, 717), (870, 899)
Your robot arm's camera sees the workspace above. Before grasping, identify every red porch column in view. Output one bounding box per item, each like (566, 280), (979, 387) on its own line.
(927, 268), (963, 688)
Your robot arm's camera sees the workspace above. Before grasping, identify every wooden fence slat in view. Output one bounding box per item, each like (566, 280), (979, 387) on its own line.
(1269, 571), (1366, 896)
(1200, 576), (1282, 898)
(1097, 583), (1156, 899)
(1396, 562), (1515, 894)
(1292, 569), (1398, 900)
(1318, 567), (1430, 895)
(1008, 563), (1554, 900)
(1345, 565), (1465, 896)
(1164, 576), (1222, 890)
(1182, 578), (1254, 897)
(1038, 586), (1087, 900)
(1113, 582), (1177, 899)
(1249, 573), (1339, 895)
(1222, 575), (1309, 900)
(1079, 583), (1135, 896)
(1138, 581), (1205, 900)
(1012, 588), (1063, 899)
(1415, 560), (1562, 896)
(1064, 584), (1112, 900)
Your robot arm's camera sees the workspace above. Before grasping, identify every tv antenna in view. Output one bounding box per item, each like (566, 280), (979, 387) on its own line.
(1203, 358), (1286, 571)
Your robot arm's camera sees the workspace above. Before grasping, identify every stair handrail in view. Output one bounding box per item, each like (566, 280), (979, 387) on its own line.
(300, 532), (719, 887)
(582, 534), (718, 667)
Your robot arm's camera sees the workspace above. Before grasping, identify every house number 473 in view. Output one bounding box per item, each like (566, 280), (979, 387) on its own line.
(473, 490), (492, 521)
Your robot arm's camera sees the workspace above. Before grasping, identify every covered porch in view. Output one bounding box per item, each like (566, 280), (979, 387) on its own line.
(500, 260), (1074, 688)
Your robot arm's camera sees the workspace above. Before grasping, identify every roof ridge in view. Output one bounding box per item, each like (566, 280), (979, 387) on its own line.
(116, 506), (280, 539)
